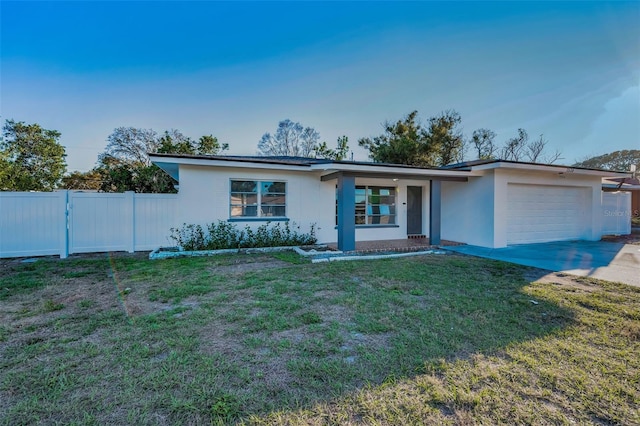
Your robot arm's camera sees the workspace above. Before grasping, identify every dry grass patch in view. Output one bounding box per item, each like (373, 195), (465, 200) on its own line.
(0, 252), (638, 425)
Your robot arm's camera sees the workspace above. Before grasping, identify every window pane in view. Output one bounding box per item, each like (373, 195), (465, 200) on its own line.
(262, 205), (286, 217)
(261, 194), (286, 205)
(369, 195), (395, 205)
(262, 181), (286, 194)
(369, 204), (396, 214)
(368, 215), (395, 225)
(356, 215), (366, 225)
(230, 193), (258, 205)
(231, 205), (258, 217)
(369, 188), (394, 204)
(231, 180), (257, 192)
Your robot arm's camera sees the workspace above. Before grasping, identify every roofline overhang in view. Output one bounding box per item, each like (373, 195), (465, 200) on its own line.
(603, 184), (640, 191)
(310, 162), (474, 179)
(464, 161), (632, 177)
(320, 171), (468, 182)
(149, 154), (476, 182)
(149, 154), (313, 172)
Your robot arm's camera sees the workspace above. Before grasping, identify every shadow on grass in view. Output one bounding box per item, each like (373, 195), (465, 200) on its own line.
(0, 253), (579, 425)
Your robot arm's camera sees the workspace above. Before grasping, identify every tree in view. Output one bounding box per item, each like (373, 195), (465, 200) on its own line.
(0, 119), (67, 191)
(97, 127), (228, 193)
(156, 130), (228, 156)
(359, 111), (428, 166)
(573, 150), (640, 171)
(524, 134), (562, 163)
(425, 110), (464, 165)
(499, 129), (562, 164)
(314, 136), (350, 160)
(257, 120), (320, 157)
(61, 170), (103, 190)
(100, 127), (158, 167)
(500, 128), (528, 161)
(358, 110), (464, 167)
(196, 135), (229, 156)
(470, 128), (497, 160)
(0, 150), (15, 191)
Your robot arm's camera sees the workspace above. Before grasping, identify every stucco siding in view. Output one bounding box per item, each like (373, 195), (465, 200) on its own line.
(177, 165), (336, 243)
(176, 166), (434, 244)
(442, 169), (603, 248)
(441, 172), (495, 247)
(175, 162), (607, 249)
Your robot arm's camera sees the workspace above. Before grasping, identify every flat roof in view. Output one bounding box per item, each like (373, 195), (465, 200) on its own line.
(444, 158), (631, 176)
(149, 154), (631, 182)
(148, 153), (474, 181)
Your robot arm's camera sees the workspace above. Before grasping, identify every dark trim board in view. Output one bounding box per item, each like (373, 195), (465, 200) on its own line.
(228, 217), (290, 222)
(321, 171), (468, 182)
(336, 175), (356, 251)
(429, 180), (441, 245)
(333, 225), (400, 229)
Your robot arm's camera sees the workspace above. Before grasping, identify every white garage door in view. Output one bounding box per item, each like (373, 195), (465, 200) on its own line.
(507, 184), (591, 245)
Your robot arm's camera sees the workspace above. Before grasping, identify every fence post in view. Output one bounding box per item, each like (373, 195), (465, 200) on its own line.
(126, 191), (135, 253)
(59, 190), (69, 259)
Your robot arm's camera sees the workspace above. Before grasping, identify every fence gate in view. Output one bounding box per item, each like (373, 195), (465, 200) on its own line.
(68, 192), (134, 254)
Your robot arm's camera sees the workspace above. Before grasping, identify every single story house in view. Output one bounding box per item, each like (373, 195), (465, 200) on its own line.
(149, 154), (630, 251)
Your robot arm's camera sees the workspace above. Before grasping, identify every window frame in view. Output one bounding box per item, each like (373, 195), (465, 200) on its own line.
(229, 179), (287, 220)
(336, 185), (397, 227)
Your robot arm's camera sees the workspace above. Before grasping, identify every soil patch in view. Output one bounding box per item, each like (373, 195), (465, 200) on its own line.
(208, 258), (291, 274)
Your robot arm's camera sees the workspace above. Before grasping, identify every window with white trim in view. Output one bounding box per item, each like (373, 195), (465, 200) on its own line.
(230, 180), (286, 218)
(336, 185), (397, 225)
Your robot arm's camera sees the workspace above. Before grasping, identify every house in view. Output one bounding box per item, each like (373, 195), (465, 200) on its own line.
(149, 154), (631, 251)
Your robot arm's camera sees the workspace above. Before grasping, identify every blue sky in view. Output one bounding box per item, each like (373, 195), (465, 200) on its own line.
(2, 1), (639, 172)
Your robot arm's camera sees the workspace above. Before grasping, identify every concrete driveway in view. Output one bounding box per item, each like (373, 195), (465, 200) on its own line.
(445, 240), (640, 287)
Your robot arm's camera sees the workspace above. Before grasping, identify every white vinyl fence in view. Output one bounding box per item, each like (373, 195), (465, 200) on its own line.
(0, 191), (178, 258)
(602, 191), (632, 235)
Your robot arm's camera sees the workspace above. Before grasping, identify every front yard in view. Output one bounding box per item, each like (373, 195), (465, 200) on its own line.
(1, 252), (638, 425)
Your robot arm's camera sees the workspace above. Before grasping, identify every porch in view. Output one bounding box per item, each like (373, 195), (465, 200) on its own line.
(323, 170), (469, 251)
(326, 238), (463, 254)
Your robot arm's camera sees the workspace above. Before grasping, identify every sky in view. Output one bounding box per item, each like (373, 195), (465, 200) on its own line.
(1, 1), (639, 172)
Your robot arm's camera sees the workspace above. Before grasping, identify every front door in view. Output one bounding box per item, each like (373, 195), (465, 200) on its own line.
(407, 186), (423, 235)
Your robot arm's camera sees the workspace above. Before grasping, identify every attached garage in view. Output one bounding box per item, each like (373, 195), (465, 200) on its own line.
(507, 184), (591, 244)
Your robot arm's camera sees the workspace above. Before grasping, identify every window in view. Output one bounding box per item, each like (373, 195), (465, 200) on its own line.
(336, 185), (396, 225)
(230, 180), (286, 218)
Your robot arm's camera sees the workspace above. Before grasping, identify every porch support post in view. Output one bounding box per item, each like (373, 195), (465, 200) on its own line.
(429, 180), (441, 245)
(337, 174), (356, 252)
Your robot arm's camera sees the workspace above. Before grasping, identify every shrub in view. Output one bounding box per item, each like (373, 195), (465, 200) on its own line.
(169, 221), (316, 251)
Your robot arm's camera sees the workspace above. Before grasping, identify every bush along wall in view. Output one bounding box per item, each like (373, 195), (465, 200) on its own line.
(169, 221), (317, 251)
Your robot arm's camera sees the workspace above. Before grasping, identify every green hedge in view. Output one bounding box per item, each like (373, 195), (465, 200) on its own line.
(169, 221), (317, 251)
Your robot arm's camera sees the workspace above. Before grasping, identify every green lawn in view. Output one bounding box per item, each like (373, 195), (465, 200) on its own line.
(0, 252), (638, 425)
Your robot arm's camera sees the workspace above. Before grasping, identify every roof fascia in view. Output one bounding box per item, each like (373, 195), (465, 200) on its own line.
(148, 155), (313, 172)
(310, 162), (476, 178)
(469, 161), (631, 177)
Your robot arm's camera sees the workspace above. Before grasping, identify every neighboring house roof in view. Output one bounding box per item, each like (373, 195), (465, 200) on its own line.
(149, 153), (630, 182)
(602, 177), (640, 192)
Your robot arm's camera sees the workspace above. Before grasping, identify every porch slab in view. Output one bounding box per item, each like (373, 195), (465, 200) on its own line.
(326, 238), (463, 254)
